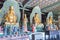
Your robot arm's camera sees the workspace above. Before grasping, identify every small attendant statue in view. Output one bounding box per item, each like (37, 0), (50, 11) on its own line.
(23, 14), (28, 32)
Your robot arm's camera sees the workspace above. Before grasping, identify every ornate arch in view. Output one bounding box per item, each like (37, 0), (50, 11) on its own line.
(47, 11), (53, 20)
(46, 11), (53, 24)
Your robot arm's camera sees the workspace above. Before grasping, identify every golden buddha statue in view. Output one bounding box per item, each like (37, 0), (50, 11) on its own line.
(5, 6), (17, 24)
(34, 13), (44, 32)
(46, 16), (53, 30)
(34, 13), (41, 25)
(47, 16), (58, 30)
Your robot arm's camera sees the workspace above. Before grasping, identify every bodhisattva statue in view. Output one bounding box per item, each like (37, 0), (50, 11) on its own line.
(34, 13), (44, 32)
(5, 6), (17, 25)
(34, 13), (40, 26)
(23, 14), (28, 32)
(47, 16), (52, 30)
(47, 16), (58, 30)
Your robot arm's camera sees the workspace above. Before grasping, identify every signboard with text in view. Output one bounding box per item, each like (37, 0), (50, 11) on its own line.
(32, 32), (45, 40)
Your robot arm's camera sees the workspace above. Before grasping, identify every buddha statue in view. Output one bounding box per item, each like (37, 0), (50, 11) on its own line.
(34, 13), (41, 26)
(47, 16), (58, 30)
(4, 6), (19, 35)
(46, 16), (52, 30)
(34, 13), (44, 32)
(5, 6), (17, 24)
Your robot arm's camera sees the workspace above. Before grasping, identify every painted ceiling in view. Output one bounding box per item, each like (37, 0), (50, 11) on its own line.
(0, 0), (60, 13)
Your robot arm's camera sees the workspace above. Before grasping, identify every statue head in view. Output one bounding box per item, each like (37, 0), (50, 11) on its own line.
(9, 6), (15, 15)
(35, 13), (39, 17)
(9, 6), (14, 10)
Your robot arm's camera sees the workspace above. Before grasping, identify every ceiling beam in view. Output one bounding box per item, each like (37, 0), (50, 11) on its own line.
(41, 1), (60, 12)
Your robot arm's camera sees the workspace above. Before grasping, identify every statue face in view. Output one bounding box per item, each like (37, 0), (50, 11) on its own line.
(11, 6), (14, 10)
(10, 6), (14, 10)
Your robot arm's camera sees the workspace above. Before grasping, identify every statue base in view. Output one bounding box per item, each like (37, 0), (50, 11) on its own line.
(4, 22), (20, 36)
